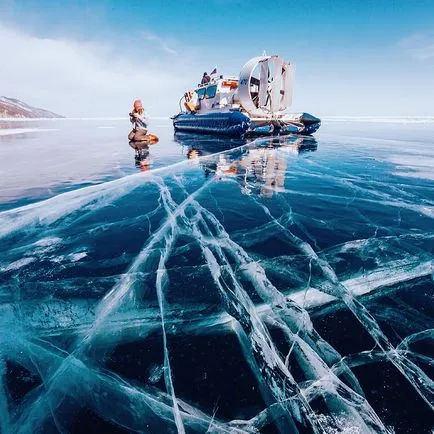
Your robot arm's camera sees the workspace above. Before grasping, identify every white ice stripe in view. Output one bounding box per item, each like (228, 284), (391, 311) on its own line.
(317, 132), (434, 151)
(89, 178), (210, 338)
(1, 257), (430, 339)
(0, 357), (11, 434)
(324, 233), (434, 254)
(156, 234), (185, 433)
(165, 180), (388, 431)
(332, 345), (434, 380)
(200, 245), (311, 432)
(251, 195), (434, 410)
(321, 116), (434, 123)
(0, 168), (183, 241)
(394, 170), (434, 181)
(266, 184), (434, 219)
(0, 116), (168, 122)
(0, 173), (147, 240)
(2, 253), (424, 428)
(397, 329), (434, 351)
(148, 178), (328, 431)
(1, 256), (36, 272)
(2, 335), (245, 434)
(9, 180), (214, 432)
(4, 327), (431, 434)
(233, 322), (301, 434)
(0, 135), (276, 241)
(336, 260), (433, 298)
(0, 128), (59, 135)
(0, 132), (431, 434)
(288, 262), (434, 311)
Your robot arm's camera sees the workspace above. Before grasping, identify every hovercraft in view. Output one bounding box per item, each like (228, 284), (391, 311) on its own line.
(172, 55), (320, 137)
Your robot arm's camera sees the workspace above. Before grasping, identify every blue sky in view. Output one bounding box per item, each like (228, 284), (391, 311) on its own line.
(1, 0), (433, 116)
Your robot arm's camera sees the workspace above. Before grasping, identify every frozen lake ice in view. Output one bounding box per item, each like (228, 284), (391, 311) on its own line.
(0, 117), (433, 433)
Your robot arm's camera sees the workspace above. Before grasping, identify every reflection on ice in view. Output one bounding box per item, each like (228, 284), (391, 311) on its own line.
(178, 133), (318, 197)
(0, 131), (433, 433)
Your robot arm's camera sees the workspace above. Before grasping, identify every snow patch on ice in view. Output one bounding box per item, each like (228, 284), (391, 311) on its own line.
(34, 237), (62, 247)
(1, 257), (36, 272)
(69, 252), (88, 262)
(148, 364), (164, 384)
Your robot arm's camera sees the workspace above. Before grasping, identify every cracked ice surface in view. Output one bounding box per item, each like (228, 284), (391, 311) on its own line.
(0, 122), (433, 433)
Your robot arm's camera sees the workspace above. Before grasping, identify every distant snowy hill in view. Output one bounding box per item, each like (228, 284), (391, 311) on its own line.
(0, 97), (63, 118)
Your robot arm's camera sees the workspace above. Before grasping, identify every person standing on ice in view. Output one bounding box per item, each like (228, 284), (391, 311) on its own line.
(129, 99), (148, 141)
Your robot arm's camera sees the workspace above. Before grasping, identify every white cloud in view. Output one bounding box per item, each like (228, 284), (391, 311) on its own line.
(141, 32), (178, 56)
(2, 21), (433, 119)
(398, 32), (434, 60)
(0, 23), (201, 117)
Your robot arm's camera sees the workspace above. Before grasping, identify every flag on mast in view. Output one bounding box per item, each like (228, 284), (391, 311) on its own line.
(210, 66), (217, 75)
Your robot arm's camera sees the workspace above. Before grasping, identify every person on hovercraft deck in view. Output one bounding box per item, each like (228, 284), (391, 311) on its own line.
(129, 99), (148, 141)
(201, 72), (211, 85)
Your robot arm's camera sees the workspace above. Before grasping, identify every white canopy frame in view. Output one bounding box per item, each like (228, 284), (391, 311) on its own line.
(238, 55), (294, 118)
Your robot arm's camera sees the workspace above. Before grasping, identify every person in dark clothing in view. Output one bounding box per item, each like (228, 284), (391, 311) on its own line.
(201, 72), (211, 85)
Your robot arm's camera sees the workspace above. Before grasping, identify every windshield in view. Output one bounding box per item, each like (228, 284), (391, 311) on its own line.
(195, 88), (206, 100)
(205, 85), (217, 99)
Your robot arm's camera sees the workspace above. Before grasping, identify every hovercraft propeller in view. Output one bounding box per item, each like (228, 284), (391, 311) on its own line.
(238, 55), (294, 117)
